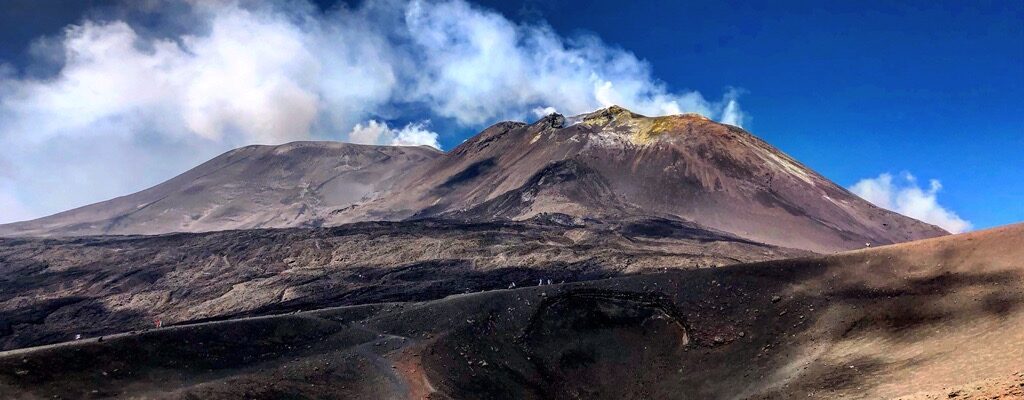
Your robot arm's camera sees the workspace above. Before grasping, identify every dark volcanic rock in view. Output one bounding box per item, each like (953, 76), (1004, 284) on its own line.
(0, 217), (806, 351)
(1, 223), (1020, 399)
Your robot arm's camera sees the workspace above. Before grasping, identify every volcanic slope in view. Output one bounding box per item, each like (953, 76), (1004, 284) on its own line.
(339, 107), (947, 252)
(1, 223), (1019, 399)
(0, 142), (440, 237)
(0, 216), (807, 351)
(2, 107), (945, 253)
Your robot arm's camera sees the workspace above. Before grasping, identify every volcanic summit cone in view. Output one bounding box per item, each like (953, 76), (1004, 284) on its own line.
(341, 106), (947, 252)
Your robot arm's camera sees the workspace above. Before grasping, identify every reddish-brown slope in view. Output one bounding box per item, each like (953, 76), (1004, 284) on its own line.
(342, 107), (947, 252)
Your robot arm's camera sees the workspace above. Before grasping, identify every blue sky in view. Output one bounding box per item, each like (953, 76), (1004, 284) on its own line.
(0, 0), (1020, 230)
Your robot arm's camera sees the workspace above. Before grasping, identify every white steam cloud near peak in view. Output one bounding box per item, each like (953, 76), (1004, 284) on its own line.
(719, 90), (746, 127)
(401, 0), (745, 126)
(532, 106), (558, 118)
(349, 120), (442, 150)
(0, 0), (747, 224)
(849, 172), (972, 234)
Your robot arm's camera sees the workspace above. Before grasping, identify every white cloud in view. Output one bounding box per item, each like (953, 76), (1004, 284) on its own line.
(532, 106), (558, 118)
(391, 123), (442, 149)
(349, 120), (441, 149)
(719, 90), (746, 127)
(0, 0), (746, 223)
(850, 172), (972, 233)
(4, 11), (332, 146)
(402, 0), (742, 125)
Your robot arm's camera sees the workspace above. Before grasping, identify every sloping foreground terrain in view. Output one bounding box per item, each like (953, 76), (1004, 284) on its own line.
(1, 223), (1020, 399)
(0, 106), (946, 253)
(0, 215), (805, 351)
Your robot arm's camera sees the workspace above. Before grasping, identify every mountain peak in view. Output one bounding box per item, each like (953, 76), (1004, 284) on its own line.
(560, 106), (719, 147)
(575, 105), (644, 125)
(574, 105), (712, 126)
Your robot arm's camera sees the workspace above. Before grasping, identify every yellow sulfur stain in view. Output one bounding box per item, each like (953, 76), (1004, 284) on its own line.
(577, 106), (713, 146)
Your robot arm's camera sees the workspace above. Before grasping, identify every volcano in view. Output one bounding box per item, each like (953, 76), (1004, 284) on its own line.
(342, 107), (947, 252)
(0, 106), (945, 253)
